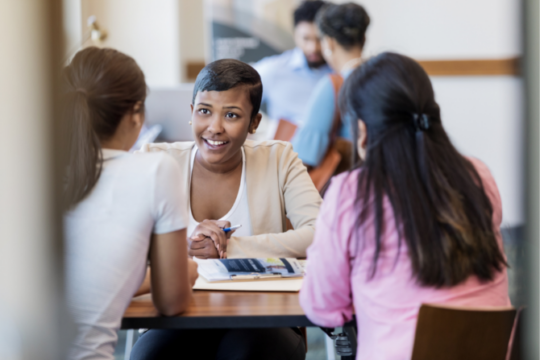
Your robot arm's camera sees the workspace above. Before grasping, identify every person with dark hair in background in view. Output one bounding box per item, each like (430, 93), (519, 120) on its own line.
(300, 52), (511, 359)
(131, 58), (320, 360)
(292, 2), (370, 172)
(254, 0), (331, 137)
(62, 47), (198, 360)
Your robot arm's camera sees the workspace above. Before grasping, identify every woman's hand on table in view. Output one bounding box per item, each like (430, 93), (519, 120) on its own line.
(188, 220), (234, 258)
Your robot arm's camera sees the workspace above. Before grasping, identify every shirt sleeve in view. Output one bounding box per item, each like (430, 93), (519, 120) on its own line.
(151, 153), (189, 234)
(299, 174), (354, 327)
(291, 76), (336, 166)
(339, 113), (354, 142)
(226, 143), (322, 258)
(253, 57), (274, 106)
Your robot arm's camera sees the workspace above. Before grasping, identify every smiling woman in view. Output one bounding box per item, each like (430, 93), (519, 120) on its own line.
(133, 59), (320, 360)
(139, 59), (321, 260)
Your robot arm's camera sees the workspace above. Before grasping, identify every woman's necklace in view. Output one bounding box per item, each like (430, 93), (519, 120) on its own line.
(340, 57), (363, 73)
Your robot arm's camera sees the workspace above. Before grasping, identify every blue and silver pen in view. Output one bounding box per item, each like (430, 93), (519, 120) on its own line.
(223, 224), (242, 233)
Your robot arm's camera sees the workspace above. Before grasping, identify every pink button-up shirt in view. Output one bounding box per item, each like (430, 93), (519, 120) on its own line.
(300, 158), (511, 360)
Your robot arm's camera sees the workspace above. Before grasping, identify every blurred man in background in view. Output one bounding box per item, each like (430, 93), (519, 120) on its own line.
(254, 0), (331, 138)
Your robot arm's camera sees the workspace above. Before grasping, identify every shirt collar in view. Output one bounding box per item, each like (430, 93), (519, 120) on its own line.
(341, 68), (354, 78)
(288, 47), (308, 71)
(288, 47), (333, 74)
(101, 148), (128, 161)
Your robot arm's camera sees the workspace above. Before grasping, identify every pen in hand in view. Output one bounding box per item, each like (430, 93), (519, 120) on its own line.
(223, 224), (242, 234)
(218, 224), (241, 258)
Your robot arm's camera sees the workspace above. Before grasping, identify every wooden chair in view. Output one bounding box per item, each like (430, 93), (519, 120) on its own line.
(411, 304), (516, 360)
(507, 307), (525, 360)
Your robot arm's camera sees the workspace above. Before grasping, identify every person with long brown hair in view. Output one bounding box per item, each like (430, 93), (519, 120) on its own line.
(62, 47), (198, 360)
(300, 52), (511, 359)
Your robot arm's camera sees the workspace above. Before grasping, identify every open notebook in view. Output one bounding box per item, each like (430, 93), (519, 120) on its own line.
(193, 258), (305, 292)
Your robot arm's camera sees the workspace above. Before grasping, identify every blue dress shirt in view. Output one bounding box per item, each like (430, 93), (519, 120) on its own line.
(291, 69), (354, 167)
(254, 47), (332, 126)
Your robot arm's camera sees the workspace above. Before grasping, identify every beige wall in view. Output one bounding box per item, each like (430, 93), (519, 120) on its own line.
(64, 0), (82, 62)
(179, 0), (206, 80)
(77, 0), (211, 84)
(72, 0), (303, 83)
(81, 0), (181, 86)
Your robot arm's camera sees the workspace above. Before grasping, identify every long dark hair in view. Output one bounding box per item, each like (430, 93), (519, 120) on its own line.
(61, 47), (147, 209)
(340, 52), (507, 287)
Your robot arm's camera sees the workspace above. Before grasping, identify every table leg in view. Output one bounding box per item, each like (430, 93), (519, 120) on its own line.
(320, 326), (357, 359)
(124, 329), (134, 359)
(343, 326), (357, 354)
(339, 325), (357, 359)
(325, 332), (336, 360)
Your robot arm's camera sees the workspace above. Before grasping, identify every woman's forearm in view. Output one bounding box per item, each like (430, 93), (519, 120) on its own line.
(226, 226), (315, 258)
(134, 267), (151, 297)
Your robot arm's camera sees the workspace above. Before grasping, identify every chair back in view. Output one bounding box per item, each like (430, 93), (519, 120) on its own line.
(411, 304), (516, 360)
(273, 119), (297, 142)
(507, 307), (525, 360)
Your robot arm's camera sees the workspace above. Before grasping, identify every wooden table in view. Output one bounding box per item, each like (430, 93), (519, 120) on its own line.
(121, 290), (356, 359)
(122, 290), (316, 329)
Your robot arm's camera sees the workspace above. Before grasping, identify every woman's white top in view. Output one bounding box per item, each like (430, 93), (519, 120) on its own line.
(64, 149), (188, 360)
(187, 146), (253, 239)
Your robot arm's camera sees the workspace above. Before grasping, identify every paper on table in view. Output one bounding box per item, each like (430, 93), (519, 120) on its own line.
(194, 257), (304, 282)
(193, 275), (303, 292)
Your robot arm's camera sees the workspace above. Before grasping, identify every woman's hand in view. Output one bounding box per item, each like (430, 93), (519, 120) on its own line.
(188, 220), (232, 258)
(187, 259), (199, 286)
(189, 237), (220, 259)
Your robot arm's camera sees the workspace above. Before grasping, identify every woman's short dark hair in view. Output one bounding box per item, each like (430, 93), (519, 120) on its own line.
(192, 59), (262, 121)
(294, 1), (327, 27)
(316, 2), (370, 50)
(340, 52), (507, 287)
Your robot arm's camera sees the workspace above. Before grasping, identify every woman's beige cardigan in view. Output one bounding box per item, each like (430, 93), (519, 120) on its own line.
(140, 140), (322, 258)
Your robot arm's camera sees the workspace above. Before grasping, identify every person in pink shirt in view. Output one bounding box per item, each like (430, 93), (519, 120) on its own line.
(300, 52), (511, 360)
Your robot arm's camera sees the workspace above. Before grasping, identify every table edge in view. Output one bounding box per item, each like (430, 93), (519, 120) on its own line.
(121, 314), (316, 329)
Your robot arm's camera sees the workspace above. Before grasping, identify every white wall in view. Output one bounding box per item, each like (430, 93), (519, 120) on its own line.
(338, 0), (520, 59)
(433, 77), (523, 226)
(341, 0), (523, 226)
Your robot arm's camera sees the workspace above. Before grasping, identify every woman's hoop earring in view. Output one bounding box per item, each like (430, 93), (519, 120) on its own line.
(189, 121), (192, 125)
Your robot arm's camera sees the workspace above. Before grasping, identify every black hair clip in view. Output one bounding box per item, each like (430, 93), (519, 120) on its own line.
(413, 113), (430, 131)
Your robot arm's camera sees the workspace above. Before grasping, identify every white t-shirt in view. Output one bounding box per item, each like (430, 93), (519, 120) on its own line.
(64, 149), (188, 360)
(187, 147), (253, 238)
